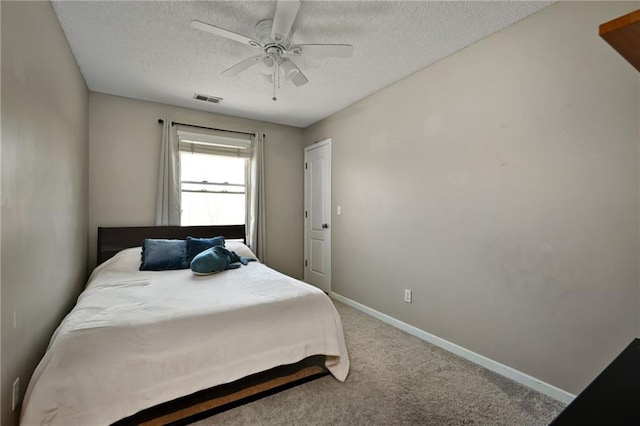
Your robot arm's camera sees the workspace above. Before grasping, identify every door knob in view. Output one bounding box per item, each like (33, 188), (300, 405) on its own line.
(322, 223), (329, 229)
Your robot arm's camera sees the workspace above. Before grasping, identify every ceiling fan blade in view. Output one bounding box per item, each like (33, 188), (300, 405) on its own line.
(271, 0), (300, 43)
(287, 44), (353, 58)
(288, 61), (309, 87)
(222, 55), (268, 76)
(191, 20), (262, 49)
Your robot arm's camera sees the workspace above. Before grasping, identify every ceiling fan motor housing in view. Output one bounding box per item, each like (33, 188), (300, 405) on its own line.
(256, 19), (296, 80)
(256, 19), (290, 52)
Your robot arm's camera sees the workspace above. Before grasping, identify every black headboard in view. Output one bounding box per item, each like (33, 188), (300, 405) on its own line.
(97, 225), (246, 265)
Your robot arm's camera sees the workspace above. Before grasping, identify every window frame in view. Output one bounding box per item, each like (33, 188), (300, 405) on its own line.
(177, 130), (251, 226)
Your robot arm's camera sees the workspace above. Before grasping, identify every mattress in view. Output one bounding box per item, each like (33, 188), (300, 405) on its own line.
(20, 243), (349, 425)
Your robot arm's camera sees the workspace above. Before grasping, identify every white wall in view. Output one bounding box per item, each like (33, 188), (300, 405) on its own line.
(304, 1), (640, 394)
(89, 93), (304, 278)
(1, 2), (89, 424)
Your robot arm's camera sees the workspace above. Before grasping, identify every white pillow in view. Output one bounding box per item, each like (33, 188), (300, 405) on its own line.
(104, 247), (143, 272)
(226, 241), (259, 262)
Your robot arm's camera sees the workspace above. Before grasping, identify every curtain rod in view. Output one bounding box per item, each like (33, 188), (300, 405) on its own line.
(157, 119), (256, 137)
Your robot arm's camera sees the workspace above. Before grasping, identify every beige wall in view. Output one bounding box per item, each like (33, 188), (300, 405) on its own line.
(304, 1), (640, 394)
(1, 2), (89, 424)
(1, 3), (638, 423)
(89, 93), (304, 278)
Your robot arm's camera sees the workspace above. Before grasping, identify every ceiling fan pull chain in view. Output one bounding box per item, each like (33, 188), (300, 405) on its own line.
(272, 53), (282, 101)
(272, 69), (277, 101)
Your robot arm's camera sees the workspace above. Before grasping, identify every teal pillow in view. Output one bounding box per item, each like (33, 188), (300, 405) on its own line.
(140, 239), (188, 271)
(191, 246), (257, 275)
(190, 246), (233, 275)
(186, 236), (225, 264)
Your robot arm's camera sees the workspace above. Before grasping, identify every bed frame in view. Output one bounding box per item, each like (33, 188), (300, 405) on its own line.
(97, 225), (246, 265)
(96, 225), (329, 425)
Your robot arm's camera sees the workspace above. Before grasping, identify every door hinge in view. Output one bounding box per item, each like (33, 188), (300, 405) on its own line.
(305, 211), (308, 218)
(305, 260), (308, 267)
(305, 162), (308, 169)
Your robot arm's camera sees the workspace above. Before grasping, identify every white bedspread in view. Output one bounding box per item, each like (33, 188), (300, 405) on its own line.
(20, 247), (349, 426)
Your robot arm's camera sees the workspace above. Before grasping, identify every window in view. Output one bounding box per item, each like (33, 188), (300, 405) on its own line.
(178, 130), (251, 226)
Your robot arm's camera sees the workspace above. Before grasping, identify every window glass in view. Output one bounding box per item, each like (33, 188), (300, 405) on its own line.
(180, 152), (246, 226)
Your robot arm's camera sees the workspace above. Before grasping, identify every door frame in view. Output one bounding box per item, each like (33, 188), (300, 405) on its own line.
(303, 138), (332, 292)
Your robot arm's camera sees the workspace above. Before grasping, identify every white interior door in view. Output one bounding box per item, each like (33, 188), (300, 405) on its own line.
(304, 139), (331, 293)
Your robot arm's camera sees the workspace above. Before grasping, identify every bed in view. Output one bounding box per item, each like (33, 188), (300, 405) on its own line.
(20, 226), (349, 425)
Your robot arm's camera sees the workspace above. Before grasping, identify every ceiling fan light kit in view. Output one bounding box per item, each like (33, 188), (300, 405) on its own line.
(190, 0), (353, 101)
(279, 59), (298, 81)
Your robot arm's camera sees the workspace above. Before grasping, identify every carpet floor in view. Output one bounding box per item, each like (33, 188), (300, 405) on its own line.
(192, 301), (565, 425)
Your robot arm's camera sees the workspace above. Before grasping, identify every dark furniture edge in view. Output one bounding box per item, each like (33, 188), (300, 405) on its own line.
(97, 225), (246, 265)
(550, 338), (640, 425)
(113, 356), (328, 425)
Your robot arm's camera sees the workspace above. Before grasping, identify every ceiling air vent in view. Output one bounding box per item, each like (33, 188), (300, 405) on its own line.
(193, 93), (223, 104)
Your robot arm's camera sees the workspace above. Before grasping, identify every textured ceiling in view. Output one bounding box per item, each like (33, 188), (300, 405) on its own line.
(51, 1), (551, 128)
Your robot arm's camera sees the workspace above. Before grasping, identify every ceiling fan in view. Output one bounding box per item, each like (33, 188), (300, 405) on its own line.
(190, 0), (353, 101)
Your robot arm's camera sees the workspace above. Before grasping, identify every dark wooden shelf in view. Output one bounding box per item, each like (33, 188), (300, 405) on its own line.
(600, 9), (640, 72)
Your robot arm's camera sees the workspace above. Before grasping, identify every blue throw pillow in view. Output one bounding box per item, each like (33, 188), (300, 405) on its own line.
(186, 236), (225, 264)
(140, 239), (188, 271)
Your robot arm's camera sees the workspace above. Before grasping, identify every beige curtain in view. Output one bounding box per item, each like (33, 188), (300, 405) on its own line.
(155, 119), (181, 225)
(246, 132), (266, 262)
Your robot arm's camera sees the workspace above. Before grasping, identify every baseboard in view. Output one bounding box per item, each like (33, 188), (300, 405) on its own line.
(330, 292), (575, 404)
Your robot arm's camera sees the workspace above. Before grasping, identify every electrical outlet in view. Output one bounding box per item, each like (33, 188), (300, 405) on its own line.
(404, 289), (412, 303)
(12, 377), (20, 411)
